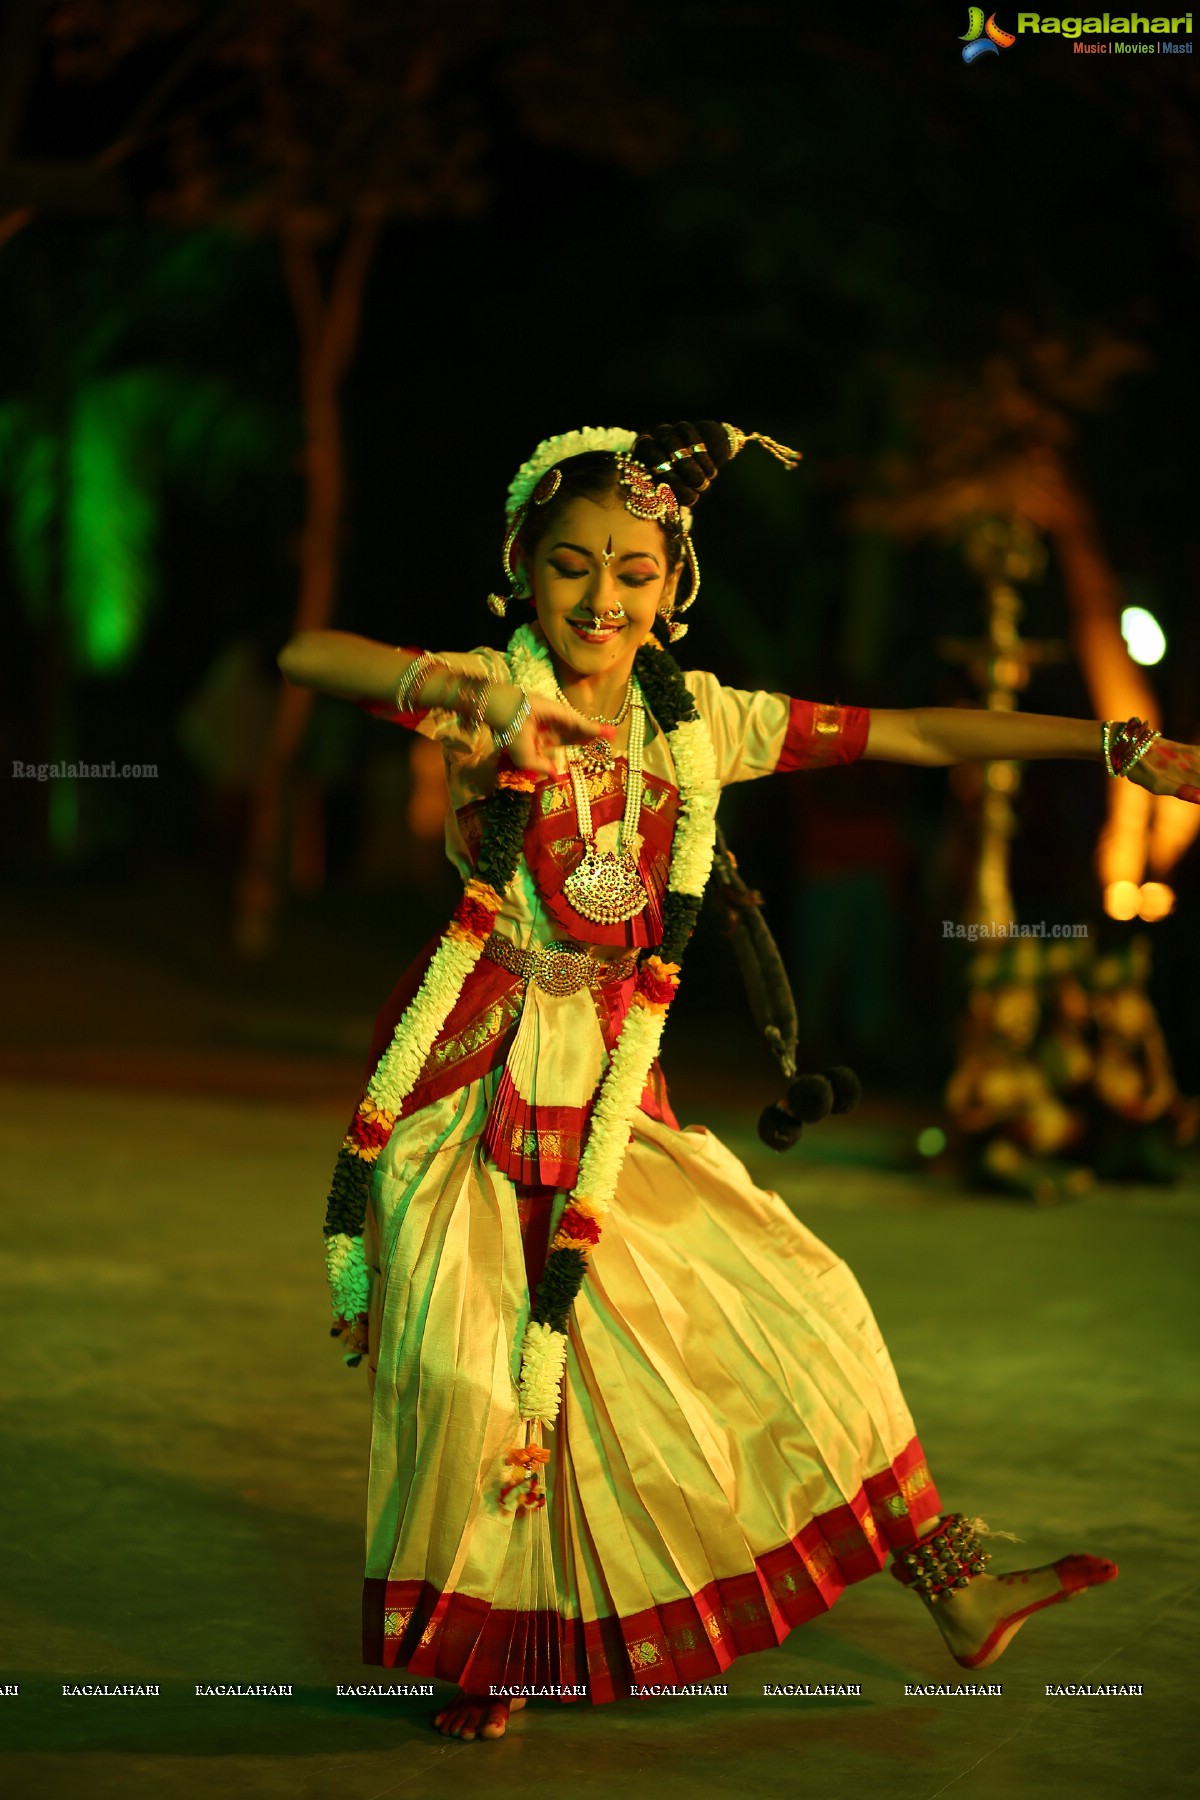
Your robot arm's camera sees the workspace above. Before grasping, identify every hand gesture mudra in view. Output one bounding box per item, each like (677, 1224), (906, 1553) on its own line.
(489, 682), (614, 778)
(1125, 737), (1200, 804)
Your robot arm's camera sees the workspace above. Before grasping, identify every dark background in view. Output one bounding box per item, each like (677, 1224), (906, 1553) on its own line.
(1, 1), (1197, 1093)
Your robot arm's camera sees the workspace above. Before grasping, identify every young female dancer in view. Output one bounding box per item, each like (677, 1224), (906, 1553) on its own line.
(279, 420), (1196, 1740)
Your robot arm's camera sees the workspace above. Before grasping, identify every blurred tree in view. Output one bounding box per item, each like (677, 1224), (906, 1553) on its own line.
(0, 227), (284, 862)
(852, 324), (1200, 897)
(11, 0), (681, 948)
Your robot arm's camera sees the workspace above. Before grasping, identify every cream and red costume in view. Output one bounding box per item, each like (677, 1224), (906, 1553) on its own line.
(345, 649), (941, 1699)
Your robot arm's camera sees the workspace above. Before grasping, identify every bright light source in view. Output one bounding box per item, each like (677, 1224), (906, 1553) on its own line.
(916, 1127), (947, 1158)
(1121, 605), (1166, 666)
(1104, 880), (1140, 921)
(1137, 882), (1176, 922)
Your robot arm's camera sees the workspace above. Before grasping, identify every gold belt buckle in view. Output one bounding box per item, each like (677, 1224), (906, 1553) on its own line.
(534, 944), (595, 997)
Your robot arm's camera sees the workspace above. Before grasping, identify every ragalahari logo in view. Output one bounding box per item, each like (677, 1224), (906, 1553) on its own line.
(961, 8), (1017, 59)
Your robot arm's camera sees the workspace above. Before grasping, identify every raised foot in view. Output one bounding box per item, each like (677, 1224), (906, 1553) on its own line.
(433, 1693), (527, 1740)
(928, 1554), (1118, 1670)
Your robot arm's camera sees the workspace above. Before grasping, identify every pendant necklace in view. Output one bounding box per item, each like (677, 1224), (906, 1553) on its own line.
(561, 686), (650, 926)
(555, 674), (634, 773)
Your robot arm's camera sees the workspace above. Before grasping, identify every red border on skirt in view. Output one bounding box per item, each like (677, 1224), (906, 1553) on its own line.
(361, 1435), (940, 1703)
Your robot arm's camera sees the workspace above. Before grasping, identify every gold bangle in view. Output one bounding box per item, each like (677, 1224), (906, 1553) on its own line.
(1102, 720), (1117, 778)
(394, 651), (444, 713)
(1120, 729), (1160, 777)
(492, 688), (531, 752)
(454, 675), (493, 732)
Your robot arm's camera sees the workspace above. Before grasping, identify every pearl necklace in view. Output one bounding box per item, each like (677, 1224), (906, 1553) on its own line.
(562, 688), (649, 926)
(554, 676), (633, 745)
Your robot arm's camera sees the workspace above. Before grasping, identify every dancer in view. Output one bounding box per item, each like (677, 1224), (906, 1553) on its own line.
(278, 421), (1198, 1742)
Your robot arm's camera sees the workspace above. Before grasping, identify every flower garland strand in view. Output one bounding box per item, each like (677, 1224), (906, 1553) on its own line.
(322, 765), (536, 1362)
(321, 619), (719, 1523)
(498, 623), (718, 1508)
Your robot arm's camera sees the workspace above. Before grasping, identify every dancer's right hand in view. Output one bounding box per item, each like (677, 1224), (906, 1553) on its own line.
(487, 682), (614, 777)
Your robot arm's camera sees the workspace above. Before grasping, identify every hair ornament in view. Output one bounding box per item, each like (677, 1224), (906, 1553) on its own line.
(721, 425), (803, 469)
(616, 454), (680, 525)
(505, 426), (637, 520)
(489, 418), (798, 623)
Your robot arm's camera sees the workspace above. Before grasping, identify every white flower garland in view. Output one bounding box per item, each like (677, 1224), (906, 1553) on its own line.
(326, 893), (500, 1342)
(505, 425), (693, 532)
(506, 427), (637, 517)
(570, 999), (670, 1218)
(365, 933), (483, 1114)
(518, 1321), (570, 1419)
(325, 1228), (372, 1323)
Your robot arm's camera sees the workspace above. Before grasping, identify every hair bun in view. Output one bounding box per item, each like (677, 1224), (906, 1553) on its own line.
(632, 420), (736, 509)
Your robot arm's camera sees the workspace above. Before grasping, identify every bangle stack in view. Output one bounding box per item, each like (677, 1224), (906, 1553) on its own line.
(455, 675), (492, 733)
(393, 650), (529, 753)
(393, 651), (445, 714)
(394, 653), (495, 735)
(1102, 716), (1161, 780)
(492, 689), (531, 752)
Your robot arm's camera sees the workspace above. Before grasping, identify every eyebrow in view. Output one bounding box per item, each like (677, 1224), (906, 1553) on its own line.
(551, 540), (661, 568)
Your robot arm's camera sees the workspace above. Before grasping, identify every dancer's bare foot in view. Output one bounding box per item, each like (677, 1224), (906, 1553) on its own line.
(433, 1693), (527, 1740)
(915, 1555), (1118, 1670)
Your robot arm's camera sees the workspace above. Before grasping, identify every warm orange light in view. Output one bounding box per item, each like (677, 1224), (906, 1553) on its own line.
(1104, 880), (1140, 921)
(407, 734), (449, 841)
(1137, 882), (1176, 922)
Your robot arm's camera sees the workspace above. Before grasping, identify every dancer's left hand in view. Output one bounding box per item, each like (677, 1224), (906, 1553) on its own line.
(1125, 738), (1200, 803)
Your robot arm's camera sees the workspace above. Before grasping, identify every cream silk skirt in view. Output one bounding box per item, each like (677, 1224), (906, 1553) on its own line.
(360, 1076), (941, 1702)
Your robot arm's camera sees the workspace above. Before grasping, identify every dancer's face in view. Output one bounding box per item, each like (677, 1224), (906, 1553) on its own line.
(525, 496), (680, 683)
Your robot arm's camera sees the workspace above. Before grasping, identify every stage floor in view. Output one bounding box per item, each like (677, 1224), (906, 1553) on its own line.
(1, 1078), (1195, 1800)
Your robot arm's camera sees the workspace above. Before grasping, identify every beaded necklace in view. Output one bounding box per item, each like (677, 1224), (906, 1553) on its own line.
(562, 688), (649, 926)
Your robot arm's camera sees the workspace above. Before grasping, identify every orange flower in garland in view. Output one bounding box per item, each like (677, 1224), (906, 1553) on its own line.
(497, 766), (538, 795)
(550, 1205), (603, 1254)
(499, 1442), (551, 1511)
(446, 877), (504, 945)
(633, 954), (681, 1011)
(348, 1109), (396, 1158)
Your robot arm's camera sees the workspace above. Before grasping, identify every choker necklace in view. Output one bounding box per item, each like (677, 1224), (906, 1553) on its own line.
(562, 688), (649, 925)
(557, 674), (634, 771)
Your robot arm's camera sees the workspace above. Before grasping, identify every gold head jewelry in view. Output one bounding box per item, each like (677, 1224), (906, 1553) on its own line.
(616, 455), (680, 524)
(486, 467), (564, 615)
(490, 422), (802, 621)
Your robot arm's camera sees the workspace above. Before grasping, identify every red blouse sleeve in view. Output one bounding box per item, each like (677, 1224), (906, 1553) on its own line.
(683, 669), (869, 785)
(351, 694), (429, 729)
(776, 697), (871, 772)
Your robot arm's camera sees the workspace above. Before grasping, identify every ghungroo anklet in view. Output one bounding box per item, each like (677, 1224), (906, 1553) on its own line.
(891, 1513), (991, 1602)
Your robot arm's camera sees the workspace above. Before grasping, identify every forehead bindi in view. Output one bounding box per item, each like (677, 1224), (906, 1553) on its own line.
(548, 498), (663, 565)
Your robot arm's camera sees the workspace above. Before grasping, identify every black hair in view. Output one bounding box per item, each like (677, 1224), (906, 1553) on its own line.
(513, 419), (738, 576)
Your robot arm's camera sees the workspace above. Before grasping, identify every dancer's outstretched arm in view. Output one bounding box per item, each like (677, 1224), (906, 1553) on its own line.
(862, 707), (1200, 801)
(277, 628), (603, 775)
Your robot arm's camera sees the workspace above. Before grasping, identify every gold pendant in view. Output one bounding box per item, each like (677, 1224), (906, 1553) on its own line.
(562, 845), (649, 925)
(575, 736), (614, 775)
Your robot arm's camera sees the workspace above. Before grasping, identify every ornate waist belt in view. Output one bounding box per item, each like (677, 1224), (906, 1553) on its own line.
(482, 933), (639, 997)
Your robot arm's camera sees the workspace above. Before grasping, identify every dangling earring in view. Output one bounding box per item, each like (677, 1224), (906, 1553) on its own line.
(655, 532), (699, 642)
(486, 503), (530, 617)
(485, 469), (560, 617)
